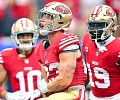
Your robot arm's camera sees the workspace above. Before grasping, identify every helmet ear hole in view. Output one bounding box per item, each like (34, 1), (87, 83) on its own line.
(58, 22), (64, 24)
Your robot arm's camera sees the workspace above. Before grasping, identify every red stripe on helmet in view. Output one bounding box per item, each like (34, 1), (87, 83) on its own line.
(91, 5), (102, 17)
(26, 19), (28, 27)
(21, 19), (24, 28)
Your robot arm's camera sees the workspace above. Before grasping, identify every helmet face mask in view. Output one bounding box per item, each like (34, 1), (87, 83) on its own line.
(87, 21), (109, 41)
(35, 2), (72, 35)
(87, 5), (117, 41)
(35, 11), (54, 35)
(11, 18), (39, 51)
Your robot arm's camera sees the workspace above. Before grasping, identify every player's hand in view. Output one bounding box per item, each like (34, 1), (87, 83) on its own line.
(38, 79), (49, 93)
(5, 91), (26, 100)
(23, 92), (32, 100)
(30, 89), (41, 100)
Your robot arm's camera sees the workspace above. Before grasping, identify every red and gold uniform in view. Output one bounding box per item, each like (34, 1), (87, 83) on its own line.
(82, 33), (120, 99)
(36, 32), (87, 100)
(0, 47), (42, 94)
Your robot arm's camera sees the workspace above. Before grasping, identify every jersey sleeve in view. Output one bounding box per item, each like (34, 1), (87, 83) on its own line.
(0, 48), (12, 64)
(0, 48), (13, 70)
(58, 33), (80, 53)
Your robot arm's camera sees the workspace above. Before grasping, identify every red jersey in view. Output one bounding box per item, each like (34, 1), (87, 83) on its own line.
(82, 33), (120, 97)
(36, 32), (87, 92)
(0, 47), (42, 93)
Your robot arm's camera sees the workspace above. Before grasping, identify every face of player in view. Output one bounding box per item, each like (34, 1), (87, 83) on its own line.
(87, 21), (108, 41)
(17, 33), (33, 45)
(39, 13), (53, 30)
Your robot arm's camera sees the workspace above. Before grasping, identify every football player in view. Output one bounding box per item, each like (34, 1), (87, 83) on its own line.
(0, 18), (46, 100)
(35, 2), (87, 100)
(82, 5), (120, 100)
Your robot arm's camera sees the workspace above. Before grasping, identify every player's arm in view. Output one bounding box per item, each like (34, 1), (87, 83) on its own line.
(47, 49), (81, 92)
(0, 64), (8, 98)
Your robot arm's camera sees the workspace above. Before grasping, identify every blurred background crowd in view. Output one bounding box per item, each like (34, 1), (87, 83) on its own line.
(1, 0), (120, 51)
(0, 0), (120, 50)
(0, 0), (120, 99)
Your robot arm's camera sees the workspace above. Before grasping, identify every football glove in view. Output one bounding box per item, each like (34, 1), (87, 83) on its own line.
(38, 79), (49, 93)
(29, 89), (41, 100)
(6, 91), (27, 100)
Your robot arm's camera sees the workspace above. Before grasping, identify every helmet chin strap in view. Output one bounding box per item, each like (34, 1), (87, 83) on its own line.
(94, 31), (107, 52)
(101, 27), (111, 40)
(18, 43), (33, 58)
(95, 39), (107, 52)
(19, 43), (33, 51)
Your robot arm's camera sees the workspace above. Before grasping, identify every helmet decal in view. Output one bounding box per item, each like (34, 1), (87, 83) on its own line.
(106, 8), (115, 17)
(55, 5), (70, 14)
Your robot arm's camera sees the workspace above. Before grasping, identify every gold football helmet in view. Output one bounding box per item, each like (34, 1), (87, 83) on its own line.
(35, 1), (72, 35)
(11, 18), (39, 51)
(86, 5), (117, 41)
